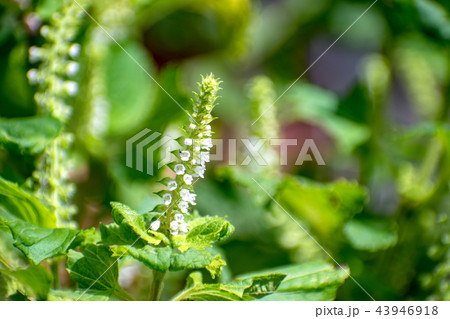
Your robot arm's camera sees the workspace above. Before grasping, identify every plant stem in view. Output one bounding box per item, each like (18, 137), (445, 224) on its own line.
(50, 259), (60, 289)
(149, 270), (166, 301)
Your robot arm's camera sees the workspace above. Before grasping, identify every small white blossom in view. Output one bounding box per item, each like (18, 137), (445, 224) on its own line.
(40, 25), (50, 37)
(64, 81), (79, 96)
(29, 46), (41, 63)
(194, 166), (205, 178)
(168, 180), (177, 191)
(69, 43), (81, 58)
(184, 138), (193, 146)
(180, 151), (190, 161)
(178, 201), (189, 213)
(174, 164), (185, 175)
(66, 61), (79, 76)
(180, 189), (191, 201)
(200, 152), (210, 165)
(188, 193), (197, 205)
(183, 174), (193, 185)
(189, 123), (196, 130)
(27, 69), (38, 85)
(170, 220), (180, 231)
(194, 146), (201, 152)
(202, 138), (213, 150)
(174, 213), (184, 222)
(179, 222), (189, 233)
(205, 125), (211, 130)
(163, 193), (172, 205)
(150, 220), (161, 231)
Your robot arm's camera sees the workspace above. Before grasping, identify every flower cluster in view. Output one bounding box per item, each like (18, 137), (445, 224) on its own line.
(151, 74), (221, 236)
(27, 0), (88, 227)
(27, 1), (88, 122)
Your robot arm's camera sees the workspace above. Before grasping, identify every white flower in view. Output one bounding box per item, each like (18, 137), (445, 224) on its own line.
(179, 222), (189, 233)
(184, 138), (193, 146)
(202, 138), (213, 150)
(188, 193), (197, 205)
(170, 220), (179, 233)
(66, 61), (79, 76)
(200, 152), (210, 165)
(175, 213), (184, 222)
(180, 151), (190, 161)
(183, 174), (193, 185)
(194, 146), (201, 152)
(69, 43), (81, 58)
(174, 164), (185, 175)
(40, 25), (49, 37)
(180, 189), (191, 201)
(64, 81), (79, 96)
(178, 201), (189, 213)
(194, 166), (205, 178)
(189, 123), (196, 130)
(27, 69), (38, 85)
(168, 180), (177, 191)
(163, 193), (172, 205)
(150, 220), (161, 231)
(205, 125), (211, 130)
(29, 46), (41, 63)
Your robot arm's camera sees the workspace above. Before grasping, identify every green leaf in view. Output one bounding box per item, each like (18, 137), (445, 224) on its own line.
(277, 177), (366, 239)
(104, 42), (157, 136)
(0, 177), (57, 227)
(415, 0), (450, 40)
(343, 219), (398, 252)
(47, 289), (110, 301)
(110, 202), (168, 246)
(0, 216), (79, 264)
(111, 245), (225, 278)
(259, 288), (340, 301)
(173, 271), (286, 301)
(111, 245), (171, 273)
(170, 248), (225, 278)
(172, 216), (234, 252)
(66, 244), (133, 300)
(241, 261), (350, 301)
(240, 273), (287, 299)
(100, 223), (133, 246)
(0, 116), (63, 154)
(0, 265), (51, 300)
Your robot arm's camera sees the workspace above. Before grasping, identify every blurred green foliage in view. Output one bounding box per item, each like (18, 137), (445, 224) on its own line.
(0, 0), (449, 301)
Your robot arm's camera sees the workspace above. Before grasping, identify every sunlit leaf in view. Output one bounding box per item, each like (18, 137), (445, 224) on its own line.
(344, 219), (397, 252)
(0, 216), (78, 264)
(172, 216), (234, 252)
(66, 244), (133, 300)
(0, 177), (56, 228)
(0, 116), (62, 154)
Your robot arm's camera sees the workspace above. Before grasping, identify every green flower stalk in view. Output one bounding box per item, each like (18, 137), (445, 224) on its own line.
(150, 74), (221, 237)
(28, 0), (89, 227)
(248, 75), (323, 262)
(248, 76), (280, 174)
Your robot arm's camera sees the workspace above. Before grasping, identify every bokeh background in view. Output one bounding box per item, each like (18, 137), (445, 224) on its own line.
(1, 0), (450, 300)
